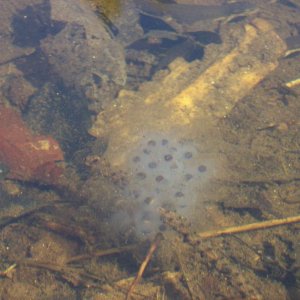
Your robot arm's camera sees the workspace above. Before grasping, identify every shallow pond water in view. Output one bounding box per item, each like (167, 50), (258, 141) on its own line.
(0, 0), (300, 299)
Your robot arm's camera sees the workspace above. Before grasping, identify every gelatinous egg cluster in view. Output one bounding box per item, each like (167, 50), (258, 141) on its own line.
(124, 133), (212, 236)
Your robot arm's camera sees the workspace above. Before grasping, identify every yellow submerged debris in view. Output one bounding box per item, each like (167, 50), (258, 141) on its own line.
(87, 0), (121, 18)
(90, 19), (286, 172)
(285, 77), (300, 88)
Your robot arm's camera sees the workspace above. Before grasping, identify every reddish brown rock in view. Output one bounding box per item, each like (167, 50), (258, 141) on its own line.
(0, 107), (64, 184)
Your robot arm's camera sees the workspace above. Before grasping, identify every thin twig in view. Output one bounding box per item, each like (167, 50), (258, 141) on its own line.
(126, 233), (164, 300)
(0, 264), (17, 278)
(20, 259), (101, 287)
(66, 245), (137, 264)
(188, 215), (300, 244)
(173, 247), (201, 300)
(0, 203), (64, 230)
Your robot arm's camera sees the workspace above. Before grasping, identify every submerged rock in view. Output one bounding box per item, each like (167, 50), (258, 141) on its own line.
(0, 0), (126, 112)
(40, 0), (126, 111)
(0, 107), (64, 184)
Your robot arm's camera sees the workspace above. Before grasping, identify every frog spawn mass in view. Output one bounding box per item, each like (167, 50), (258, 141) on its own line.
(120, 133), (214, 237)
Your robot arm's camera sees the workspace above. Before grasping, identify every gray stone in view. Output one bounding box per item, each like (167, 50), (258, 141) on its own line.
(0, 0), (126, 111)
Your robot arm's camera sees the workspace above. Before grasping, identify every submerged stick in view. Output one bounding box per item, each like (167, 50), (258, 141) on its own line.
(0, 264), (17, 278)
(66, 245), (136, 264)
(126, 233), (163, 300)
(0, 202), (64, 230)
(188, 215), (300, 243)
(285, 77), (300, 88)
(20, 259), (101, 287)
